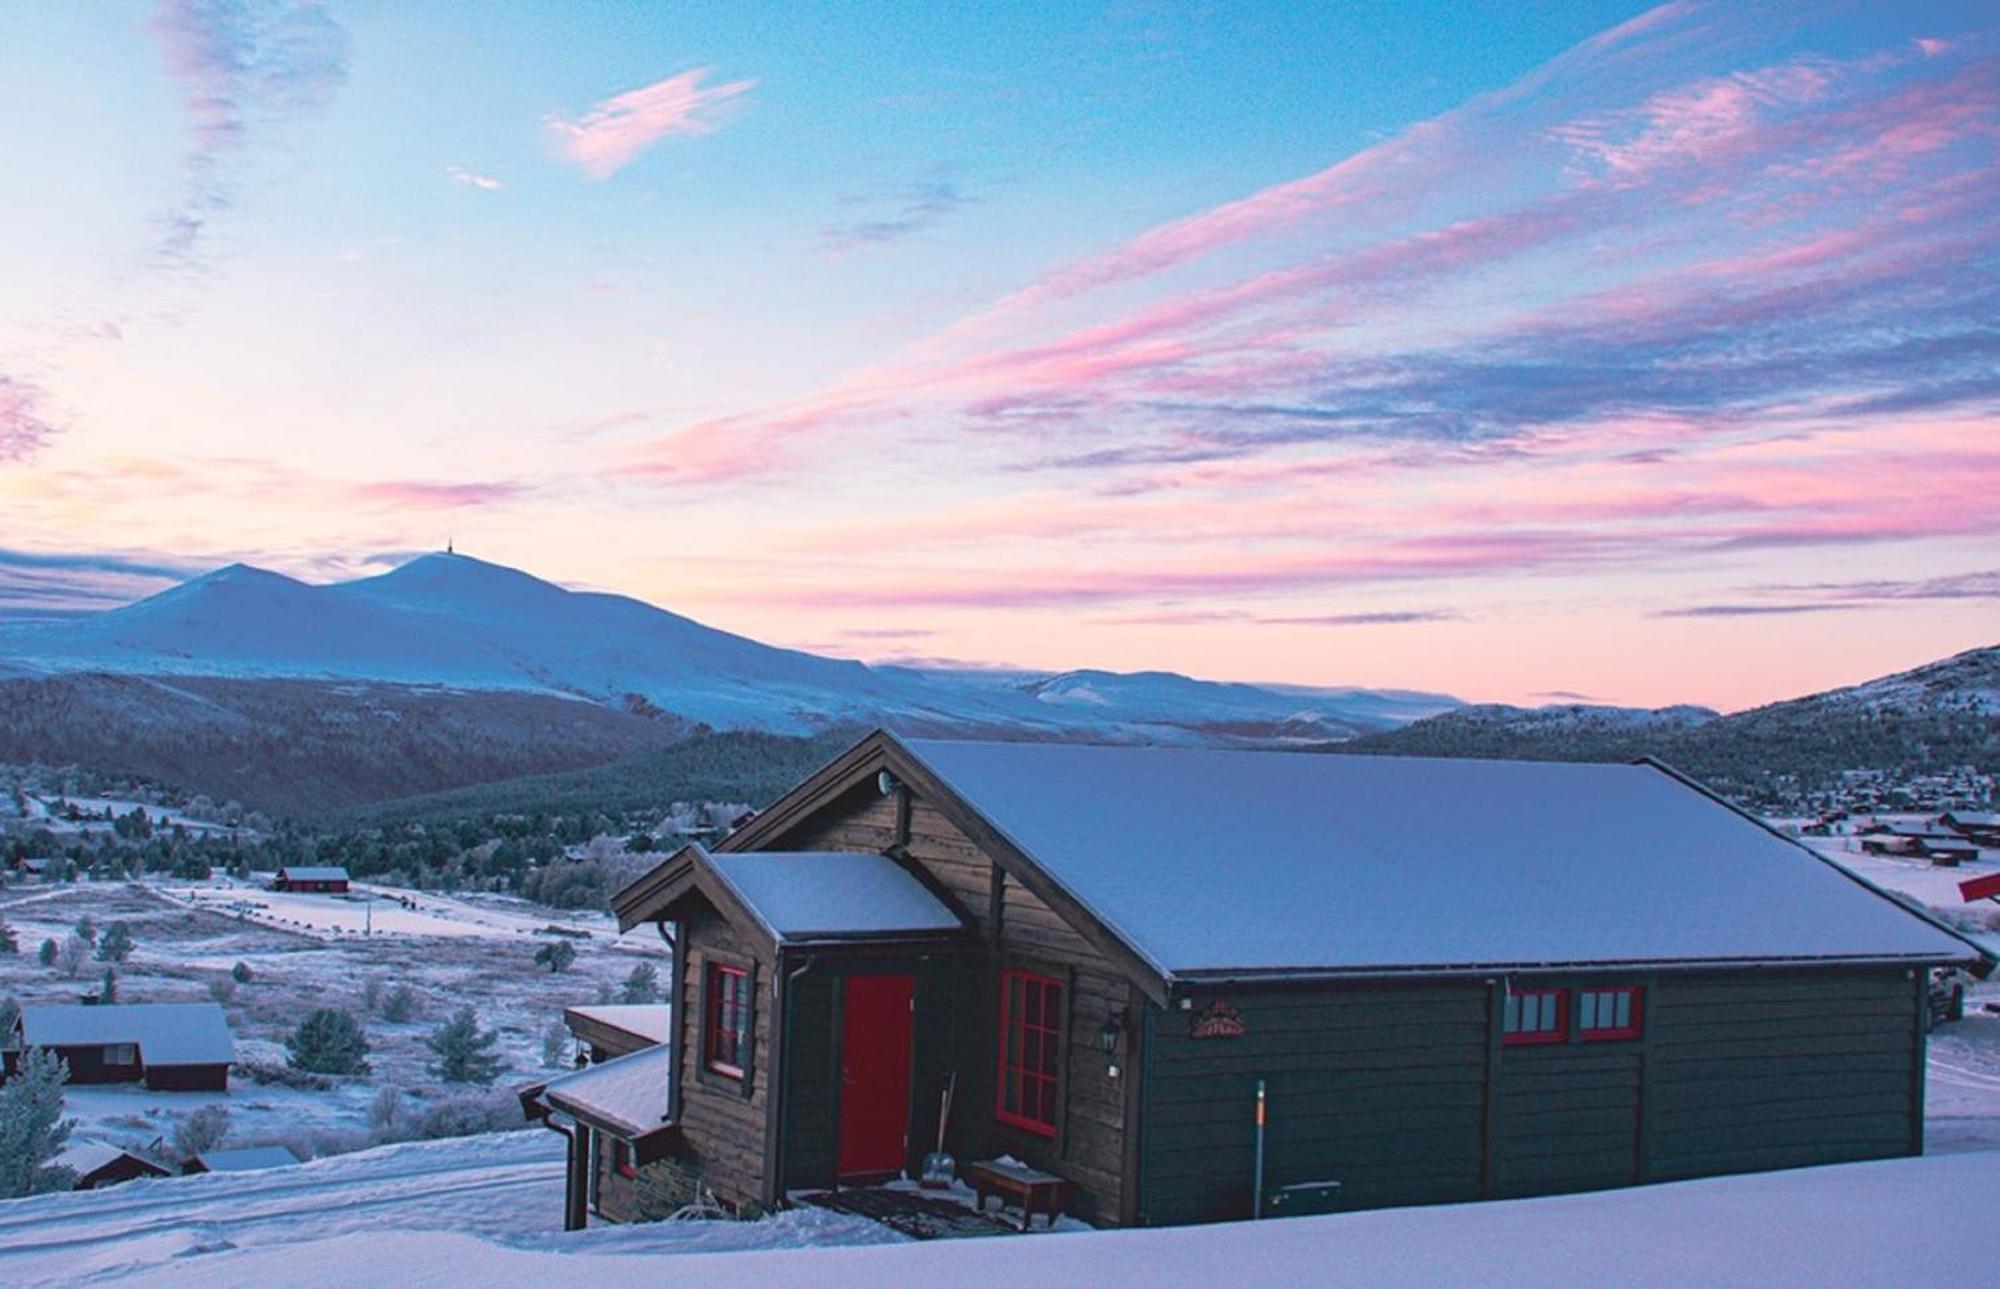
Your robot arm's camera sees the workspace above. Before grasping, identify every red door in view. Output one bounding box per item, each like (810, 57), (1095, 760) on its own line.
(838, 973), (914, 1180)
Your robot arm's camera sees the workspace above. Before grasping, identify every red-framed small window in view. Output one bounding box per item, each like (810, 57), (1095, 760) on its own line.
(1503, 987), (1567, 1044)
(611, 1136), (636, 1179)
(706, 962), (750, 1078)
(996, 968), (1062, 1137)
(1577, 986), (1644, 1041)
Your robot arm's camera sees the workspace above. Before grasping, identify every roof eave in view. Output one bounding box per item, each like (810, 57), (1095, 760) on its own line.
(1168, 950), (1979, 989)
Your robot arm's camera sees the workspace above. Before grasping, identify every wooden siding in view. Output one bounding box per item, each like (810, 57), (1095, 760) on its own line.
(780, 971), (839, 1190)
(1139, 982), (1490, 1225)
(1644, 968), (1921, 1180)
(767, 781), (1131, 1223)
(671, 907), (773, 1211)
(1492, 1041), (1640, 1197)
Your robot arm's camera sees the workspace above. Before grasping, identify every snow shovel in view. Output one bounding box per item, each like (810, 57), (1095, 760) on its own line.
(920, 1069), (957, 1188)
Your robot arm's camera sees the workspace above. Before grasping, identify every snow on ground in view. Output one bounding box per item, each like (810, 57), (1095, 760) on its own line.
(0, 878), (666, 1151)
(1, 1133), (1996, 1287)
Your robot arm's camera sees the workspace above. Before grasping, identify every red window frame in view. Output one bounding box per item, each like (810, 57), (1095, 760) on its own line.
(995, 967), (1062, 1137)
(1503, 987), (1568, 1045)
(1577, 986), (1644, 1042)
(705, 962), (750, 1079)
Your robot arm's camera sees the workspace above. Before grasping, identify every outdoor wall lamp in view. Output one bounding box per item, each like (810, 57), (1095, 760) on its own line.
(1098, 1008), (1129, 1078)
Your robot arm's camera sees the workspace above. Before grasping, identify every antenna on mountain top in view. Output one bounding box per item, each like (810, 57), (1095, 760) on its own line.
(447, 537), (454, 555)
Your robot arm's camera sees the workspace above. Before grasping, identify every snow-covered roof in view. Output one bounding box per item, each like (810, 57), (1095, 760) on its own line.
(19, 1002), (235, 1066)
(196, 1146), (300, 1172)
(566, 1004), (672, 1046)
(706, 850), (963, 942)
(278, 866), (349, 881)
(55, 1140), (159, 1178)
(901, 739), (1981, 978)
(542, 1043), (674, 1139)
(1945, 811), (2000, 827)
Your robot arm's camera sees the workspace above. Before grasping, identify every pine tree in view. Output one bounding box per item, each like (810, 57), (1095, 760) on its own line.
(230, 961), (253, 985)
(0, 1048), (76, 1198)
(98, 967), (116, 1004)
(36, 939), (55, 968)
(72, 915), (94, 944)
(95, 921), (135, 963)
(424, 1006), (504, 1085)
(618, 961), (659, 1004)
(286, 1009), (371, 1075)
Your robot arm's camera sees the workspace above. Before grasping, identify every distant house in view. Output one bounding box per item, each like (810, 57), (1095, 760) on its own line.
(1861, 832), (1979, 864)
(55, 1140), (172, 1190)
(272, 865), (350, 893)
(6, 1002), (235, 1091)
(1941, 811), (2000, 847)
(7, 856), (52, 880)
(184, 1145), (301, 1174)
(561, 732), (1990, 1229)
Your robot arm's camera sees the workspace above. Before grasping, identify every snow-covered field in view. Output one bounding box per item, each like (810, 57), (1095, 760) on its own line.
(0, 878), (665, 1149)
(1, 1130), (1997, 1287)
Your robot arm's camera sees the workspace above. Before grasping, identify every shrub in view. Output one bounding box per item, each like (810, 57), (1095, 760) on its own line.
(367, 1087), (405, 1135)
(0, 918), (16, 954)
(208, 978), (237, 1004)
(172, 1104), (230, 1159)
(362, 977), (383, 1012)
(285, 1009), (371, 1076)
(381, 984), (418, 1023)
(95, 922), (135, 963)
(56, 934), (89, 979)
(425, 1006), (504, 1085)
(236, 1059), (333, 1091)
(408, 1092), (518, 1141)
(230, 961), (254, 985)
(618, 961), (659, 1005)
(540, 1020), (569, 1069)
(72, 915), (94, 944)
(532, 940), (577, 974)
(36, 939), (55, 968)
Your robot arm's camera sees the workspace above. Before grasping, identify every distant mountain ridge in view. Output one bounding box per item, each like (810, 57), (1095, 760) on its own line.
(0, 551), (1457, 748)
(1338, 645), (2000, 803)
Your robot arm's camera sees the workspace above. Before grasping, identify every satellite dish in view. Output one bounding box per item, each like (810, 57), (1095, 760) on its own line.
(877, 769), (900, 796)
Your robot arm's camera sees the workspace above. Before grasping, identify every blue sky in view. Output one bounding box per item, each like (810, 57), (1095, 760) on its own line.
(1, 2), (1995, 707)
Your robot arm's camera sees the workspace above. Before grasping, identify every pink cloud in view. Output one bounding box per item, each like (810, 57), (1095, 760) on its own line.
(0, 374), (56, 461)
(350, 480), (525, 509)
(548, 68), (755, 180)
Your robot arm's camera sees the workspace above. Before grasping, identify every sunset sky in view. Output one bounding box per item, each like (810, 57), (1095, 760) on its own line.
(1, 1), (1994, 710)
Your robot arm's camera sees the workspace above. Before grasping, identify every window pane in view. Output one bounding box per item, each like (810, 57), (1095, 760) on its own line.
(1503, 995), (1519, 1032)
(1579, 992), (1596, 1030)
(1615, 992), (1630, 1028)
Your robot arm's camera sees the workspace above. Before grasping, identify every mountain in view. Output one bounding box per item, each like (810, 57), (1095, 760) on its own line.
(1337, 645), (1999, 803)
(0, 552), (1459, 811)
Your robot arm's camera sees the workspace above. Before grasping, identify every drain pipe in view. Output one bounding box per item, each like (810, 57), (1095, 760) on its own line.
(539, 1111), (590, 1232)
(1253, 1078), (1267, 1219)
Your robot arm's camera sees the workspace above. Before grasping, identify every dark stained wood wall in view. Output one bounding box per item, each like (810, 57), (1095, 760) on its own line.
(780, 971), (839, 1191)
(1139, 982), (1490, 1225)
(774, 781), (1133, 1223)
(1645, 968), (1921, 1179)
(672, 906), (773, 1211)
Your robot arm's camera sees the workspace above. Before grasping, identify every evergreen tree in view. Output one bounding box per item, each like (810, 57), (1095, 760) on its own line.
(424, 1006), (504, 1085)
(0, 1048), (76, 1198)
(72, 915), (94, 944)
(381, 984), (418, 1023)
(98, 967), (116, 1004)
(286, 1009), (371, 1075)
(618, 961), (659, 1005)
(36, 939), (55, 968)
(231, 961), (254, 985)
(95, 921), (135, 963)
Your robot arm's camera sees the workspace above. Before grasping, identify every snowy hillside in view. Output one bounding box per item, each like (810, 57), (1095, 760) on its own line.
(0, 553), (1455, 745)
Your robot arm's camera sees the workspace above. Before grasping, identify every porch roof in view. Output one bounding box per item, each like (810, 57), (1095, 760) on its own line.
(707, 850), (964, 943)
(542, 1043), (675, 1140)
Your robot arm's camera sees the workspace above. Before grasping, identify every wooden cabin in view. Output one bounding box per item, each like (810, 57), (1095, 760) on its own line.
(6, 1002), (234, 1092)
(272, 865), (350, 893)
(566, 732), (1987, 1229)
(55, 1141), (173, 1190)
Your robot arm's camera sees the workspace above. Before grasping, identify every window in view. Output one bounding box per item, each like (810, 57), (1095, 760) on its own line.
(705, 962), (750, 1078)
(996, 968), (1063, 1136)
(1577, 986), (1644, 1041)
(103, 1043), (137, 1065)
(1502, 988), (1567, 1045)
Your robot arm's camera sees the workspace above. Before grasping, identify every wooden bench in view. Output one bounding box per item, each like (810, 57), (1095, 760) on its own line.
(964, 1159), (1067, 1231)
